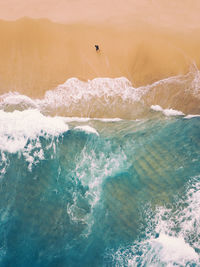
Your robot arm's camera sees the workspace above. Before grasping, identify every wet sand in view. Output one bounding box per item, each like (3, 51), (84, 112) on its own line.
(0, 1), (200, 97)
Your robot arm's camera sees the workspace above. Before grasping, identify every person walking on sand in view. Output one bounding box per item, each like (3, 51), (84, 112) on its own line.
(95, 45), (100, 52)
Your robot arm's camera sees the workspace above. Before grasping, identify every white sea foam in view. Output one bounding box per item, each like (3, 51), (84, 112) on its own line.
(1, 70), (199, 118)
(123, 234), (198, 267)
(153, 234), (198, 263)
(0, 109), (69, 170)
(0, 77), (150, 119)
(42, 77), (146, 105)
(0, 109), (69, 153)
(62, 117), (91, 122)
(0, 151), (9, 178)
(184, 114), (200, 119)
(67, 142), (129, 236)
(151, 105), (185, 116)
(0, 92), (38, 110)
(153, 177), (200, 252)
(74, 125), (99, 136)
(34, 77), (150, 118)
(112, 175), (200, 266)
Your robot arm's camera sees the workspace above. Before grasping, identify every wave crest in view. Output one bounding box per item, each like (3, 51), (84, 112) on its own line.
(0, 67), (200, 119)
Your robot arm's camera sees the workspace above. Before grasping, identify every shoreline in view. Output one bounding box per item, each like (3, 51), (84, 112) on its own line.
(0, 17), (200, 97)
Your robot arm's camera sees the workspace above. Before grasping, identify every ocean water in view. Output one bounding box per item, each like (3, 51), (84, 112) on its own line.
(0, 73), (200, 267)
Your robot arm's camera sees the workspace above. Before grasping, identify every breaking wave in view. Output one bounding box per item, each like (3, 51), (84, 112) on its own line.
(108, 176), (200, 266)
(0, 65), (200, 119)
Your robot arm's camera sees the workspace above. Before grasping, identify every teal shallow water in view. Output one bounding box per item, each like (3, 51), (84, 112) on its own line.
(0, 113), (200, 266)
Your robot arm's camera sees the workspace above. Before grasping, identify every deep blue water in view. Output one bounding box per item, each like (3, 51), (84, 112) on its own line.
(0, 114), (200, 266)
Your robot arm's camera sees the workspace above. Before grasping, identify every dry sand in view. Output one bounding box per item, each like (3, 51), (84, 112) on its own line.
(1, 0), (200, 27)
(0, 0), (200, 97)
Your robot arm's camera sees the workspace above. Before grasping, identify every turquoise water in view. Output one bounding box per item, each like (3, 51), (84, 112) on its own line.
(0, 111), (199, 266)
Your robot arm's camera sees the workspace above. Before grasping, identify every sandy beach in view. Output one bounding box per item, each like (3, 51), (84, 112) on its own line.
(0, 3), (200, 266)
(0, 0), (200, 98)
